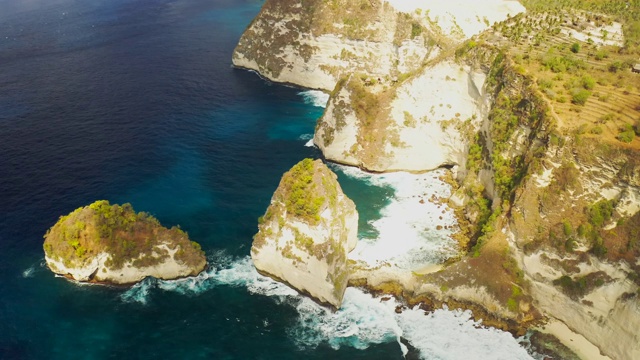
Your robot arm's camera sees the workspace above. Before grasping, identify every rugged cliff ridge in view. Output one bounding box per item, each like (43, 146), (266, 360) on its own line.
(43, 200), (207, 284)
(232, 0), (523, 91)
(236, 0), (640, 358)
(251, 159), (358, 308)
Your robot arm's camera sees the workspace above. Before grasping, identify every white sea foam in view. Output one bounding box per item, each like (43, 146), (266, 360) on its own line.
(120, 252), (533, 358)
(121, 277), (154, 304)
(290, 287), (533, 359)
(397, 305), (534, 360)
(22, 265), (37, 278)
(333, 164), (459, 270)
(298, 90), (330, 108)
(120, 252), (296, 304)
(289, 288), (404, 352)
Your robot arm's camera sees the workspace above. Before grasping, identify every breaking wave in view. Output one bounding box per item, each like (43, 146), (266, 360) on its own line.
(333, 164), (459, 270)
(120, 252), (533, 359)
(298, 90), (329, 108)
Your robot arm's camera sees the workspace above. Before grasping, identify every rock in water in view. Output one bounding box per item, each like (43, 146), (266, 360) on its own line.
(43, 200), (206, 284)
(252, 159), (358, 308)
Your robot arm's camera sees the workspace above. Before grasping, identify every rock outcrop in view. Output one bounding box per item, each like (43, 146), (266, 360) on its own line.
(251, 159), (358, 308)
(314, 60), (489, 172)
(232, 0), (524, 91)
(43, 200), (206, 284)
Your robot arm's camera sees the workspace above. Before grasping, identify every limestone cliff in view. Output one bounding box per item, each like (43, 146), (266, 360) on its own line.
(236, 1), (640, 358)
(251, 159), (358, 308)
(508, 140), (640, 360)
(314, 59), (489, 172)
(232, 0), (524, 91)
(43, 200), (206, 284)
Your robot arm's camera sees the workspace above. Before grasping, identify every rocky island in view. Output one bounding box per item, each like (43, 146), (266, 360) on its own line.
(43, 200), (206, 284)
(238, 0), (640, 359)
(252, 159), (358, 308)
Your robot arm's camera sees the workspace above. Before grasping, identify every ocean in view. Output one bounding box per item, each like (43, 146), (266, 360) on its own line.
(0, 0), (536, 359)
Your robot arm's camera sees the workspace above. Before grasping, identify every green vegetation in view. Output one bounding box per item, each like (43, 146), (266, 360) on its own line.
(571, 88), (591, 105)
(570, 42), (580, 53)
(519, 1), (640, 50)
(282, 159), (326, 224)
(44, 200), (204, 270)
(588, 199), (615, 228)
(541, 51), (585, 74)
(553, 271), (610, 300)
(485, 54), (548, 201)
(411, 23), (422, 38)
(617, 124), (636, 143)
(466, 134), (483, 173)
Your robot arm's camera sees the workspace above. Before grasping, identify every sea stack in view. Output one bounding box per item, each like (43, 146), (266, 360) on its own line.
(251, 159), (358, 308)
(43, 200), (207, 284)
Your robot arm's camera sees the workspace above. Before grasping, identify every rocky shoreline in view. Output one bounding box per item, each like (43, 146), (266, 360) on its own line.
(235, 1), (640, 359)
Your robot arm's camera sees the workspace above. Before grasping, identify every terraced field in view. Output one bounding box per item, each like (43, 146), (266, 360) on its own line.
(484, 10), (640, 148)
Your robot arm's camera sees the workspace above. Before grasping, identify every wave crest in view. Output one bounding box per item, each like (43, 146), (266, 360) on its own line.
(298, 90), (329, 108)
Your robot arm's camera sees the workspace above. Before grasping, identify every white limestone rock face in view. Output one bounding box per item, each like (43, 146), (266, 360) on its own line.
(522, 249), (640, 360)
(251, 159), (358, 308)
(315, 61), (488, 172)
(45, 245), (203, 285)
(233, 0), (524, 91)
(43, 200), (207, 285)
(232, 2), (445, 91)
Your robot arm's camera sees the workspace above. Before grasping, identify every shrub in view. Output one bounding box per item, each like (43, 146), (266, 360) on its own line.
(581, 75), (595, 90)
(537, 78), (554, 89)
(571, 89), (591, 105)
(594, 49), (608, 60)
(608, 60), (625, 73)
(411, 23), (422, 38)
(541, 52), (584, 73)
(590, 126), (603, 134)
(282, 159), (325, 224)
(563, 220), (573, 236)
(618, 124), (635, 143)
(588, 200), (615, 228)
(570, 42), (581, 53)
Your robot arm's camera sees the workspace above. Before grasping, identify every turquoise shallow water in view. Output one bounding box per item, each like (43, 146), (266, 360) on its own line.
(0, 1), (537, 359)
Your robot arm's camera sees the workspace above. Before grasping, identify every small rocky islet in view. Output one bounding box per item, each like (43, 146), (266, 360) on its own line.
(43, 200), (206, 284)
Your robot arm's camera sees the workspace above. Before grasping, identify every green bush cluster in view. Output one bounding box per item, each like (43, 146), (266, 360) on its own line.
(571, 88), (591, 105)
(283, 159), (325, 224)
(588, 199), (615, 228)
(553, 272), (609, 300)
(617, 124), (636, 143)
(541, 52), (585, 73)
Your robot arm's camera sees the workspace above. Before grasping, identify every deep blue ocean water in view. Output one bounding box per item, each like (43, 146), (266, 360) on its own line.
(0, 1), (537, 359)
(0, 1), (397, 358)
